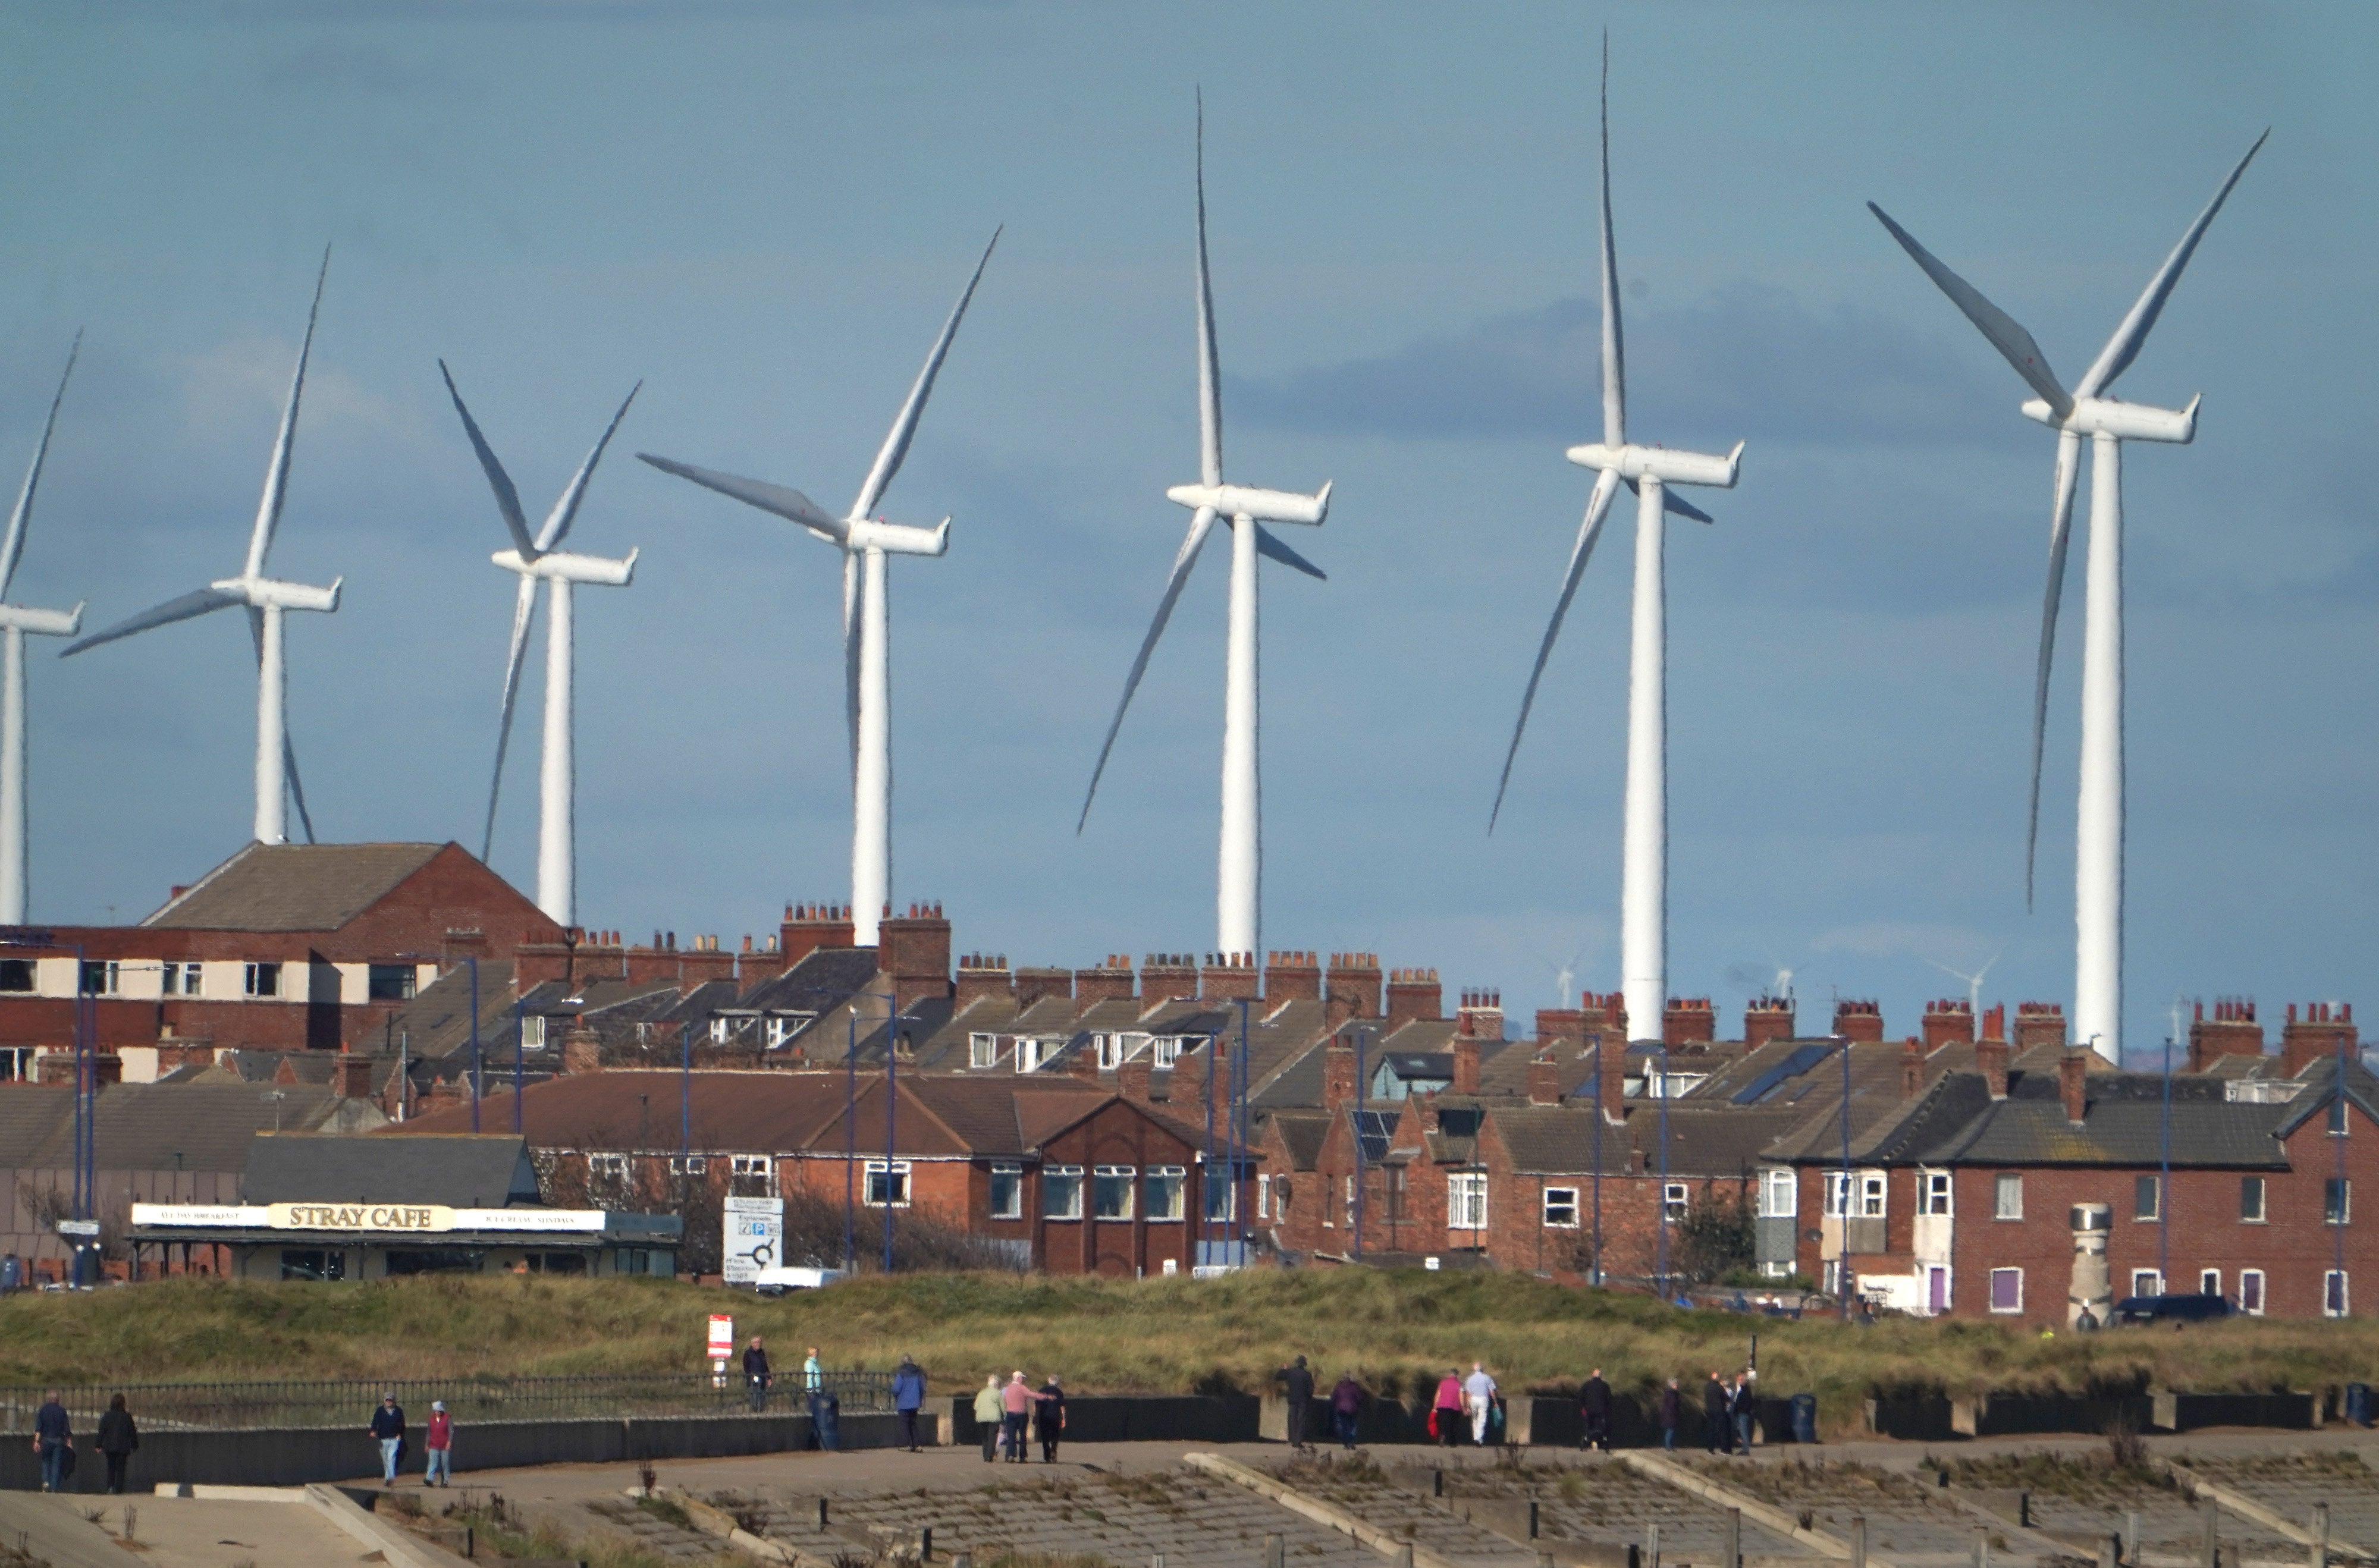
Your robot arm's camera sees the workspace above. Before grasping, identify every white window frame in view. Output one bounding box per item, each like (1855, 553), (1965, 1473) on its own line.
(2330, 1177), (2354, 1226)
(2327, 1270), (2351, 1318)
(1153, 1036), (1181, 1067)
(2132, 1268), (2163, 1299)
(2241, 1175), (2267, 1223)
(1923, 1171), (1953, 1216)
(1543, 1187), (1580, 1228)
(1144, 1165), (1187, 1223)
(1094, 1033), (1120, 1070)
(1988, 1266), (2023, 1314)
(1205, 1169), (1236, 1223)
(1015, 1037), (1057, 1074)
(2240, 1268), (2266, 1315)
(1824, 1171), (1851, 1218)
(2199, 1268), (2221, 1297)
(970, 1032), (999, 1070)
(864, 1159), (912, 1208)
(987, 1161), (1023, 1220)
(1995, 1173), (2024, 1220)
(1092, 1165), (1135, 1221)
(243, 961), (279, 998)
(1448, 1171), (1487, 1230)
(1043, 1164), (1084, 1221)
(668, 1155), (707, 1176)
(588, 1152), (629, 1184)
(1860, 1172), (1886, 1218)
(81, 960), (120, 996)
(1663, 1182), (1688, 1224)
(729, 1154), (775, 1195)
(1759, 1168), (1796, 1219)
(708, 1017), (730, 1045)
(2135, 1174), (2162, 1222)
(1257, 1173), (1272, 1219)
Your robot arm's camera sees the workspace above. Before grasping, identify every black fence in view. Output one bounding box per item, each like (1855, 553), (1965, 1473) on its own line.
(0, 1371), (895, 1434)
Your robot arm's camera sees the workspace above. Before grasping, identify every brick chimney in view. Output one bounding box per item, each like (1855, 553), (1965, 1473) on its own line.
(1323, 1037), (1357, 1112)
(1581, 991), (1628, 1043)
(2281, 1001), (2358, 1079)
(1901, 1036), (1925, 1100)
(1664, 997), (1716, 1047)
(1982, 1003), (2005, 1042)
(1456, 988), (1505, 1041)
(780, 904), (856, 966)
(2189, 998), (2264, 1072)
(1201, 951), (1260, 1003)
(1385, 967), (1441, 1032)
(1527, 1049), (1562, 1105)
(1743, 997), (1796, 1051)
(1117, 1057), (1153, 1104)
(955, 954), (1015, 1012)
(1833, 999), (1885, 1043)
(1074, 956), (1135, 1008)
(1187, 1039), (1231, 1113)
(878, 903), (953, 1013)
(1976, 1035), (2010, 1099)
(1922, 999), (1976, 1049)
(1013, 966), (1071, 1011)
(679, 937), (737, 992)
(514, 941), (573, 988)
(1535, 1008), (1586, 1048)
(563, 1017), (601, 1075)
(2014, 1001), (2067, 1052)
(1264, 950), (1322, 1004)
(1451, 1035), (1482, 1096)
(1141, 954), (1199, 1007)
(1593, 1038), (1625, 1125)
(336, 1052), (374, 1100)
(1067, 1041), (1102, 1081)
(2060, 1047), (2090, 1125)
(1325, 953), (1383, 1029)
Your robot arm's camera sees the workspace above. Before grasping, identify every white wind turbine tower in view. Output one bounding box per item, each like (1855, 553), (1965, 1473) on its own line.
(641, 232), (997, 948)
(1871, 131), (2265, 1064)
(1076, 99), (1333, 963)
(64, 252), (343, 846)
(1489, 43), (1743, 1042)
(1928, 954), (2000, 1020)
(0, 337), (87, 923)
(440, 363), (641, 926)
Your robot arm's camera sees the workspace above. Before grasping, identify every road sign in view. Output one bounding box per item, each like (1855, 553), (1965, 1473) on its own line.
(54, 1220), (98, 1237)
(722, 1196), (784, 1286)
(707, 1313), (735, 1360)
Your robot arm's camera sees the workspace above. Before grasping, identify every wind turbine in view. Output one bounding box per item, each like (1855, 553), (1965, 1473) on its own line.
(641, 232), (997, 948)
(439, 362), (641, 926)
(0, 337), (87, 923)
(64, 251), (343, 847)
(1870, 131), (2265, 1064)
(1926, 954), (2000, 1020)
(1076, 98), (1333, 963)
(1488, 42), (1743, 1043)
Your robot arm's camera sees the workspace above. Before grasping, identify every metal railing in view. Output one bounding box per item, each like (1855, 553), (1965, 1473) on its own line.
(0, 1371), (896, 1434)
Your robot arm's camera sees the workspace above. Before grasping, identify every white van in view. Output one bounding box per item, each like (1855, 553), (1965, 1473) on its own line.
(750, 1265), (846, 1296)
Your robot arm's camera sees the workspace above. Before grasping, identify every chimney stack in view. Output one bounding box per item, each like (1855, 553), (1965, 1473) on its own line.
(563, 1017), (601, 1076)
(1141, 954), (1199, 1008)
(1594, 1037), (1625, 1126)
(1074, 956), (1136, 1008)
(1921, 998), (1976, 1049)
(1535, 1008), (1587, 1049)
(1663, 997), (1716, 1047)
(1013, 965), (1072, 1012)
(1323, 1036), (1357, 1112)
(2189, 998), (2264, 1071)
(1901, 1036), (1926, 1100)
(2014, 1001), (2067, 1052)
(336, 1052), (374, 1101)
(1527, 1049), (1562, 1106)
(2059, 1047), (2091, 1125)
(877, 903), (953, 1013)
(2281, 1001), (2358, 1079)
(780, 903), (856, 967)
(1833, 999), (1885, 1044)
(1451, 1035), (1482, 1096)
(1264, 950), (1323, 1004)
(1581, 991), (1628, 1043)
(955, 953), (1015, 1012)
(1976, 1035), (2010, 1099)
(1117, 1057), (1153, 1104)
(1457, 988), (1505, 1042)
(1743, 997), (1796, 1051)
(1201, 951), (1260, 1003)
(1385, 967), (1442, 1032)
(1324, 953), (1383, 1028)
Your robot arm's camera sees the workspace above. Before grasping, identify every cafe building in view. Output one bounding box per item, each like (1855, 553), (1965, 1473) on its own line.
(128, 1132), (681, 1280)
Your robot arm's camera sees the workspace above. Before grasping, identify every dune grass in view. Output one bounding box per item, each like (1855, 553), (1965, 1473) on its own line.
(2, 1269), (2372, 1437)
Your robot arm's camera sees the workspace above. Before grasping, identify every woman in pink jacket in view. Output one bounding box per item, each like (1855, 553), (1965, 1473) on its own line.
(423, 1401), (453, 1487)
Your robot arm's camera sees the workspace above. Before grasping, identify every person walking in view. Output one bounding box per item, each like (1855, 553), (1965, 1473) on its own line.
(423, 1401), (453, 1487)
(999, 1371), (1032, 1462)
(1703, 1370), (1731, 1454)
(1464, 1362), (1498, 1447)
(743, 1336), (773, 1413)
(892, 1356), (927, 1453)
(1731, 1372), (1757, 1454)
(369, 1392), (406, 1485)
(1658, 1377), (1681, 1452)
(1432, 1369), (1464, 1447)
(33, 1389), (70, 1492)
(1034, 1374), (1066, 1464)
(973, 1375), (1003, 1463)
(1578, 1367), (1612, 1453)
(98, 1394), (137, 1495)
(1329, 1371), (1366, 1450)
(1276, 1355), (1316, 1450)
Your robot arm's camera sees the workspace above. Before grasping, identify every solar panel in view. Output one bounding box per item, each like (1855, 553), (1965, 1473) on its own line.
(1732, 1042), (1835, 1105)
(1353, 1108), (1397, 1163)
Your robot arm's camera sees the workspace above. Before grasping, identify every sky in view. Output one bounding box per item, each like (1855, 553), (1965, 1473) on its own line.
(0, 1), (2372, 1063)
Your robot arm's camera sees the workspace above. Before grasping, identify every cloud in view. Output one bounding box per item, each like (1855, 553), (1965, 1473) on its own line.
(1230, 285), (2008, 450)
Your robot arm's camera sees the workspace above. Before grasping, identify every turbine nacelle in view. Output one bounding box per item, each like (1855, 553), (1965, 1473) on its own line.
(0, 602), (81, 637)
(1564, 441), (1744, 489)
(2020, 394), (2199, 444)
(845, 516), (949, 557)
(491, 547), (639, 586)
(1165, 480), (1331, 525)
(209, 575), (341, 614)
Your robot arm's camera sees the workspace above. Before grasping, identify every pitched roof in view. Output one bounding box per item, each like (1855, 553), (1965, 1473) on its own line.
(245, 1132), (543, 1206)
(142, 843), (447, 931)
(1919, 1067), (2290, 1168)
(18, 1082), (354, 1172)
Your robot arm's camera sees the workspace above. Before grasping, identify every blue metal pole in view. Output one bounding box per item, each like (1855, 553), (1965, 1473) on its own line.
(2160, 1033), (2172, 1289)
(1840, 1036), (1852, 1319)
(512, 997), (525, 1133)
(1352, 1026), (1367, 1261)
(469, 957), (481, 1135)
(1657, 1042), (1671, 1297)
(884, 1005), (897, 1274)
(845, 1008), (857, 1270)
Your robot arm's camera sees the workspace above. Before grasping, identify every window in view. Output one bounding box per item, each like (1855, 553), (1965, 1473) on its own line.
(1153, 1037), (1181, 1068)
(80, 960), (119, 995)
(1205, 1170), (1236, 1222)
(2327, 1270), (2350, 1318)
(1044, 1165), (1084, 1221)
(588, 1152), (628, 1184)
(2135, 1175), (2161, 1221)
(1543, 1187), (1580, 1228)
(2241, 1176), (2267, 1222)
(367, 963), (417, 1001)
(1256, 1174), (1271, 1219)
(2240, 1269), (2266, 1315)
(161, 961), (202, 996)
(1824, 1172), (1850, 1217)
(764, 1016), (795, 1049)
(988, 1163), (1022, 1220)
(1822, 1258), (1847, 1295)
(1995, 1173), (2023, 1220)
(668, 1155), (707, 1176)
(1144, 1166), (1186, 1221)
(1826, 1171), (1883, 1217)
(1094, 1034), (1121, 1070)
(1448, 1172), (1487, 1230)
(1988, 1267), (2023, 1313)
(709, 1017), (731, 1044)
(522, 1014), (549, 1051)
(864, 1159), (911, 1207)
(2328, 1178), (2353, 1226)
(1664, 1183), (1689, 1224)
(280, 1249), (343, 1281)
(0, 960), (30, 992)
(2199, 1269), (2221, 1297)
(1093, 1166), (1135, 1220)
(2132, 1269), (2163, 1298)
(1759, 1168), (1796, 1219)
(1015, 1038), (1054, 1073)
(729, 1154), (775, 1196)
(244, 961), (280, 998)
(971, 1033), (999, 1070)
(1923, 1171), (1952, 1216)
(2331, 1097), (2350, 1135)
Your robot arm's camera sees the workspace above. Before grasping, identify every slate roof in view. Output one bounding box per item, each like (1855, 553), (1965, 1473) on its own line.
(1267, 1110), (1332, 1171)
(15, 1083), (356, 1172)
(1913, 1067), (2293, 1168)
(1492, 1104), (1637, 1176)
(142, 843), (445, 931)
(245, 1132), (544, 1206)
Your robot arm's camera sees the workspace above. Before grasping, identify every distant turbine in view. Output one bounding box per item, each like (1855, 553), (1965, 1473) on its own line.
(641, 232), (997, 948)
(1871, 131), (2264, 1064)
(440, 362), (641, 926)
(1076, 96), (1333, 962)
(1926, 954), (2000, 1019)
(0, 336), (87, 922)
(64, 251), (343, 846)
(1489, 40), (1743, 1042)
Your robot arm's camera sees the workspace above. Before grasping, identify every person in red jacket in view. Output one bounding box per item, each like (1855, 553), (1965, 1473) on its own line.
(423, 1400), (453, 1487)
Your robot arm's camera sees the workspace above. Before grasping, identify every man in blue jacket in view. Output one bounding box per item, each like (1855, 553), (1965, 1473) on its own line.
(33, 1389), (70, 1492)
(369, 1393), (406, 1484)
(892, 1356), (927, 1452)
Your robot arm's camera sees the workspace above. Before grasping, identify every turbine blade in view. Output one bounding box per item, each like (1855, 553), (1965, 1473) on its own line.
(638, 454), (846, 540)
(1489, 467), (1622, 832)
(1867, 202), (2071, 420)
(1, 331), (80, 601)
(247, 246), (331, 579)
(1195, 93), (1223, 488)
(1625, 477), (1712, 524)
(1254, 522), (1325, 580)
(1077, 505), (1217, 832)
(842, 548), (861, 783)
(484, 573), (539, 862)
(2024, 428), (2084, 910)
(2073, 130), (2268, 400)
(59, 586), (243, 657)
(535, 381), (642, 553)
(850, 227), (1001, 521)
(438, 359), (535, 558)
(1598, 33), (1625, 449)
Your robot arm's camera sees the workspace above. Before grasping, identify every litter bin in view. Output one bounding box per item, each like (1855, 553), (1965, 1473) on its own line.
(814, 1391), (842, 1451)
(2346, 1384), (2371, 1428)
(1790, 1393), (1819, 1444)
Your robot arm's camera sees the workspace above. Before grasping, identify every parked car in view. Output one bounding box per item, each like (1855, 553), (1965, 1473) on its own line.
(2110, 1292), (2233, 1325)
(750, 1265), (845, 1297)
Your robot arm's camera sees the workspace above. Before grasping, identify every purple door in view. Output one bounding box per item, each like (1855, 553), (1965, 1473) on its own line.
(1928, 1267), (1948, 1315)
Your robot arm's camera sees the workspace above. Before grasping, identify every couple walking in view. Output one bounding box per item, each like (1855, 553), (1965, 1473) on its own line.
(1275, 1357), (1372, 1450)
(974, 1371), (1065, 1463)
(367, 1393), (454, 1485)
(30, 1391), (140, 1494)
(1429, 1363), (1502, 1447)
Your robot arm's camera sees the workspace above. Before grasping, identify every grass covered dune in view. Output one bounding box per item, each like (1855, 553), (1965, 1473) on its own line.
(2, 1271), (2370, 1430)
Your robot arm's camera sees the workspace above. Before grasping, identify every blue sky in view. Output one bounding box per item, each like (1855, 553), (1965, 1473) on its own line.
(0, 1), (2371, 1059)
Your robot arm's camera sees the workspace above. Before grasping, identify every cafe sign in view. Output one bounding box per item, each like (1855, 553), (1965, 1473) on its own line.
(268, 1203), (455, 1233)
